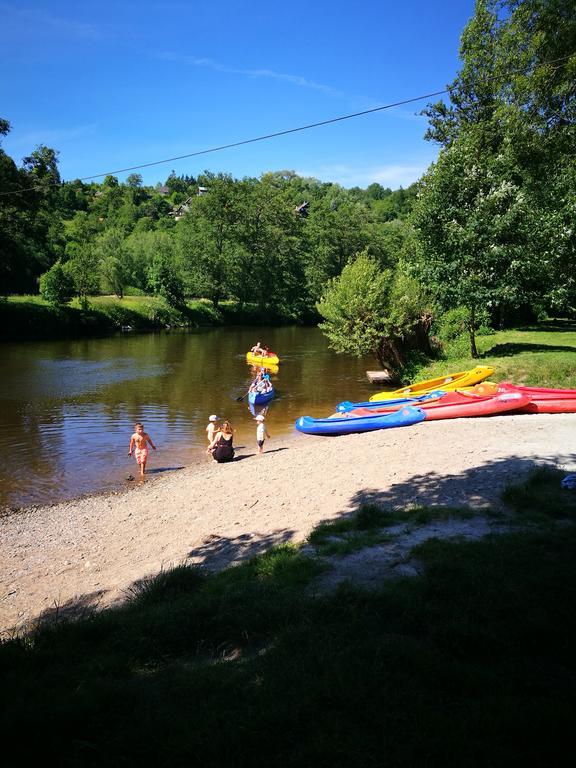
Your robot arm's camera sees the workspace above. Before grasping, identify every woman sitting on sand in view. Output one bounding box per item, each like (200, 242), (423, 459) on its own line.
(206, 420), (235, 463)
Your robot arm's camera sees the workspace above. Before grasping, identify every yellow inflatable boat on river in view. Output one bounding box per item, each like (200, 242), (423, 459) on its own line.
(246, 351), (280, 366)
(369, 365), (495, 401)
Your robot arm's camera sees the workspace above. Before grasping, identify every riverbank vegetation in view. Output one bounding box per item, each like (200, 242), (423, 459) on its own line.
(2, 467), (575, 766)
(0, 294), (302, 340)
(1, 0), (574, 375)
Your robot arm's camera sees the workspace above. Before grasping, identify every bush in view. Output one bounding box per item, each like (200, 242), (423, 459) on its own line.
(39, 262), (75, 306)
(436, 305), (492, 343)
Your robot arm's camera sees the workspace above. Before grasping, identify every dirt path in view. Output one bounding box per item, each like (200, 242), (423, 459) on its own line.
(2, 413), (575, 636)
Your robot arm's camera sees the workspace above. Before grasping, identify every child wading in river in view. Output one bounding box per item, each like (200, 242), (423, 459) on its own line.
(128, 422), (156, 476)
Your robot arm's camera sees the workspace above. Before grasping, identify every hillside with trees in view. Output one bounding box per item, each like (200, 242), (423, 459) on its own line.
(1, 0), (574, 377)
(0, 125), (416, 320)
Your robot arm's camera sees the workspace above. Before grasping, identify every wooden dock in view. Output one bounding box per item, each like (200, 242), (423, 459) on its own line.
(366, 370), (399, 384)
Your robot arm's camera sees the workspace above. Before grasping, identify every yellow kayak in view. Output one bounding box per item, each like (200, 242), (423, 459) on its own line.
(369, 365), (495, 401)
(246, 351), (280, 366)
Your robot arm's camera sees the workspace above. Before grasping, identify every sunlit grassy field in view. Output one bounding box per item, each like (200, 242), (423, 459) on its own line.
(417, 319), (576, 388)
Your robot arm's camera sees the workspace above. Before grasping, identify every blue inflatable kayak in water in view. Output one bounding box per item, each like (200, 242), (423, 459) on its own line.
(249, 386), (275, 405)
(295, 405), (425, 436)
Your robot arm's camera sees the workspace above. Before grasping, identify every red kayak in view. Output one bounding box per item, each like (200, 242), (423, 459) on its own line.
(513, 399), (576, 414)
(495, 382), (576, 414)
(497, 381), (576, 399)
(350, 389), (531, 421)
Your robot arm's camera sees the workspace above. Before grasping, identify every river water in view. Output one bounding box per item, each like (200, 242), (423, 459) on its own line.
(0, 326), (381, 508)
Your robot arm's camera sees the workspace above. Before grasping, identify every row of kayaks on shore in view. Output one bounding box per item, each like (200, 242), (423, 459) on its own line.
(295, 365), (576, 436)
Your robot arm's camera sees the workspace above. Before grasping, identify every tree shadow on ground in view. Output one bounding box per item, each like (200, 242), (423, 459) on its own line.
(521, 319), (576, 333)
(484, 342), (576, 357)
(9, 529), (298, 638)
(319, 454), (576, 528)
(11, 589), (109, 638)
(186, 528), (297, 572)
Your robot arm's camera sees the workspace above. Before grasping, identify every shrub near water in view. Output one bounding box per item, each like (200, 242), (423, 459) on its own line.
(39, 262), (75, 306)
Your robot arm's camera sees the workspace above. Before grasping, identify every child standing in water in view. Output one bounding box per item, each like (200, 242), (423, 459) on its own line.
(206, 414), (219, 444)
(255, 414), (270, 454)
(128, 422), (156, 476)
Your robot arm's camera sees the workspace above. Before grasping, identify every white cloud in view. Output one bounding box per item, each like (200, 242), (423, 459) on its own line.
(155, 51), (342, 96)
(294, 162), (433, 188)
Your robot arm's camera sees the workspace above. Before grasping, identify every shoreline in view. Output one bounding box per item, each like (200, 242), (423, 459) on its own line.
(2, 413), (576, 636)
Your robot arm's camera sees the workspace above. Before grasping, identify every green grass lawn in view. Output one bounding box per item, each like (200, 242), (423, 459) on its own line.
(2, 469), (576, 767)
(417, 319), (576, 388)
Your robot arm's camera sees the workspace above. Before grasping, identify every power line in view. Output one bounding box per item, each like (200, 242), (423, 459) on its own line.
(1, 52), (573, 197)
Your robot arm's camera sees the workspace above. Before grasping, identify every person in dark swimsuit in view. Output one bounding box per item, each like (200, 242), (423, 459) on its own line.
(206, 420), (235, 463)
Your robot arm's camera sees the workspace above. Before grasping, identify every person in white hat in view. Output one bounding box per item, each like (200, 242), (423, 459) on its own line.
(255, 413), (270, 454)
(206, 414), (219, 444)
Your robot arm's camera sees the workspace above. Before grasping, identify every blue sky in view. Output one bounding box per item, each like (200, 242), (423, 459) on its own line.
(0, 1), (476, 189)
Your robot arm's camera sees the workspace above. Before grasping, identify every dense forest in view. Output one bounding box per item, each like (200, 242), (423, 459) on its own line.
(0, 122), (416, 311)
(1, 0), (574, 373)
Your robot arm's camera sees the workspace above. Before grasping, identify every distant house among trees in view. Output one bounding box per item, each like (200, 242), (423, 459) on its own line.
(295, 201), (309, 218)
(197, 186), (208, 195)
(168, 197), (192, 221)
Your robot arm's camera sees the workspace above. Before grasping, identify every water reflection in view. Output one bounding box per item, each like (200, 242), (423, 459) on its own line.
(0, 327), (378, 507)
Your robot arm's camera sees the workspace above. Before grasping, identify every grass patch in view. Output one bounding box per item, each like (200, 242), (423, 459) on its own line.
(308, 503), (478, 556)
(308, 503), (394, 556)
(2, 485), (576, 765)
(501, 466), (576, 523)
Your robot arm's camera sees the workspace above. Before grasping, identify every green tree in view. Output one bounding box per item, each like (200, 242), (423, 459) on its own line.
(63, 244), (100, 309)
(126, 173), (143, 188)
(317, 251), (432, 375)
(412, 126), (543, 356)
(304, 195), (376, 301)
(176, 174), (240, 306)
(39, 261), (74, 306)
(124, 230), (172, 290)
(95, 228), (129, 298)
(414, 0), (576, 349)
(232, 174), (305, 313)
(148, 252), (186, 311)
(0, 125), (63, 293)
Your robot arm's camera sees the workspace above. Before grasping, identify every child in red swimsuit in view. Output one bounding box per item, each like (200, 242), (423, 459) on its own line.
(128, 422), (157, 476)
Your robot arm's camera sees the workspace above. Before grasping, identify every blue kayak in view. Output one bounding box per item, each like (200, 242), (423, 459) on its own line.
(249, 386), (275, 405)
(295, 405), (425, 436)
(336, 390), (447, 413)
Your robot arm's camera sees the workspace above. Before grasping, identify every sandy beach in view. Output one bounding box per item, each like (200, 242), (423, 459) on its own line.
(1, 412), (575, 636)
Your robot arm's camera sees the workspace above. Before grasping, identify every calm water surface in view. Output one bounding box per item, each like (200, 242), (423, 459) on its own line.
(0, 326), (380, 508)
